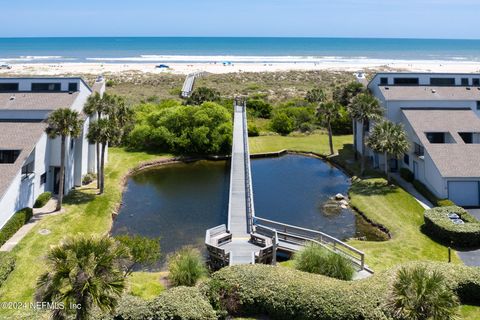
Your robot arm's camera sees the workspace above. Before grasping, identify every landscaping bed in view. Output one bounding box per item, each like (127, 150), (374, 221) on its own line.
(0, 207), (33, 248)
(202, 262), (480, 320)
(424, 206), (480, 248)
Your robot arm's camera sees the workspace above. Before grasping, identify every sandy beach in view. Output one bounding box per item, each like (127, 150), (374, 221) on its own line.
(1, 59), (480, 77)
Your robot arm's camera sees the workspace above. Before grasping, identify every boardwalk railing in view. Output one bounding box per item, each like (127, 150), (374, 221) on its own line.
(241, 101), (256, 233)
(254, 217), (366, 270)
(181, 71), (206, 97)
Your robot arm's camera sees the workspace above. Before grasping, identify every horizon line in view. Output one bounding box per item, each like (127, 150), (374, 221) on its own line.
(1, 36), (480, 41)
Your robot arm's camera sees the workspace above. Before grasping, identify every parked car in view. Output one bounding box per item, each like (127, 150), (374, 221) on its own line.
(155, 64), (170, 69)
(0, 64), (12, 70)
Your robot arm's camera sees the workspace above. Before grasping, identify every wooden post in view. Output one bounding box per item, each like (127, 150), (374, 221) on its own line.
(448, 247), (451, 263)
(272, 232), (278, 266)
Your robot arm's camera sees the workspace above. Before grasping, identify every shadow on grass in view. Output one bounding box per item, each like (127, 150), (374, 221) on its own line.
(63, 190), (96, 205)
(350, 179), (398, 197)
(331, 144), (388, 180)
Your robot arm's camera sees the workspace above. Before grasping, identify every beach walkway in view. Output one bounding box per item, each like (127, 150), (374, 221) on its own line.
(205, 99), (371, 276)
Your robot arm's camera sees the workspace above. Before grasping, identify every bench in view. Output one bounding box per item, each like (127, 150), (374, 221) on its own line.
(250, 233), (272, 247)
(255, 245), (274, 264)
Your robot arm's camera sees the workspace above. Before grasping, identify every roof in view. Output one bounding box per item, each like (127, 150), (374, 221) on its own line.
(368, 72), (480, 87)
(402, 109), (480, 178)
(0, 92), (80, 111)
(0, 121), (47, 198)
(379, 86), (480, 101)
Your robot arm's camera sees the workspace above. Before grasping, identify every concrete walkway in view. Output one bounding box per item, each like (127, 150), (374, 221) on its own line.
(391, 173), (433, 210)
(0, 198), (60, 252)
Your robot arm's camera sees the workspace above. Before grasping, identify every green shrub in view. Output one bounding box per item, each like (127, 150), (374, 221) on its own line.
(204, 262), (480, 320)
(96, 287), (217, 320)
(168, 247), (207, 287)
(105, 79), (115, 87)
(147, 287), (217, 320)
(0, 208), (33, 247)
(247, 99), (273, 118)
(127, 101), (232, 155)
(82, 173), (97, 185)
(248, 123), (260, 137)
(386, 265), (459, 320)
(293, 243), (354, 280)
(400, 168), (414, 183)
(423, 206), (480, 248)
(33, 192), (52, 208)
(330, 106), (352, 135)
(0, 252), (15, 288)
(271, 112), (294, 135)
(437, 199), (456, 207)
(412, 180), (452, 206)
(185, 87), (220, 105)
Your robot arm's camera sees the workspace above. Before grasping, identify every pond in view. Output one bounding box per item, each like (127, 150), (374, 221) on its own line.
(111, 154), (383, 263)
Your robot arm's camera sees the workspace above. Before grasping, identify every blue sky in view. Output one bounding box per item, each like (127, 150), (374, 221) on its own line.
(2, 0), (480, 39)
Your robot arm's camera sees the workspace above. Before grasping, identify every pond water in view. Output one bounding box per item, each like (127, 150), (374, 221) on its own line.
(111, 155), (383, 262)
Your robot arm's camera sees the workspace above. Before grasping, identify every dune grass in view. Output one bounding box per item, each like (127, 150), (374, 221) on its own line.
(127, 272), (165, 300)
(0, 148), (168, 318)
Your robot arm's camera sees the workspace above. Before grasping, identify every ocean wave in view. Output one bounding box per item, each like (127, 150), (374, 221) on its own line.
(2, 55), (70, 62)
(85, 55), (368, 63)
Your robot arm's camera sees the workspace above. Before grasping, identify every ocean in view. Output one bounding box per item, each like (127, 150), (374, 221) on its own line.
(1, 37), (480, 64)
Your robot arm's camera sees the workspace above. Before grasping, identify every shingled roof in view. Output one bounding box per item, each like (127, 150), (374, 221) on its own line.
(0, 92), (79, 110)
(402, 108), (480, 178)
(379, 86), (480, 101)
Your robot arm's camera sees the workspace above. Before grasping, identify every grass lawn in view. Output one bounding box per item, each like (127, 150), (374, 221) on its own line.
(249, 132), (353, 155)
(0, 148), (169, 318)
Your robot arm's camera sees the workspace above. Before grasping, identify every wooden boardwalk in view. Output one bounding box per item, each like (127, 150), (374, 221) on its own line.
(205, 99), (372, 276)
(181, 71), (206, 98)
(225, 102), (258, 264)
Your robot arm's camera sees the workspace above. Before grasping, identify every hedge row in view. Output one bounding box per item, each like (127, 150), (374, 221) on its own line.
(33, 192), (52, 208)
(412, 179), (455, 207)
(424, 206), (480, 248)
(202, 262), (480, 320)
(0, 207), (33, 248)
(96, 287), (217, 320)
(0, 252), (15, 288)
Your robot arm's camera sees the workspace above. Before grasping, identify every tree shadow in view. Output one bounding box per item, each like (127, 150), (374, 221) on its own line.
(63, 190), (96, 205)
(350, 179), (398, 197)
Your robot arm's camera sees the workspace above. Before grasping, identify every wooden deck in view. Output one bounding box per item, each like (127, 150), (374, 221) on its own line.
(205, 99), (372, 276)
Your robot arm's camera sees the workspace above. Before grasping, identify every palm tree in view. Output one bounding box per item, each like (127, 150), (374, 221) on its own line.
(333, 82), (365, 159)
(367, 120), (410, 182)
(83, 93), (114, 189)
(305, 88), (326, 104)
(45, 108), (83, 211)
(36, 236), (126, 320)
(107, 96), (133, 146)
(316, 101), (341, 155)
(386, 266), (459, 320)
(87, 119), (116, 194)
(348, 93), (383, 176)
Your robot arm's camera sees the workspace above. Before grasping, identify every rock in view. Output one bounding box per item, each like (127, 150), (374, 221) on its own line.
(335, 193), (345, 200)
(339, 199), (349, 206)
(340, 204), (348, 209)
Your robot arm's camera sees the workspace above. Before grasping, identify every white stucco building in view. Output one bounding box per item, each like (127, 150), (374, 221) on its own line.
(0, 77), (105, 229)
(357, 73), (480, 207)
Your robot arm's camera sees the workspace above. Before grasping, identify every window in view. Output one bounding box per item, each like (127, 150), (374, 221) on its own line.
(403, 154), (410, 165)
(430, 78), (455, 86)
(477, 101), (480, 110)
(0, 150), (20, 163)
(68, 82), (78, 92)
(426, 132), (445, 144)
(31, 83), (61, 92)
(40, 172), (47, 185)
(70, 139), (75, 150)
(364, 119), (370, 132)
(461, 78), (469, 86)
(0, 83), (19, 92)
(414, 143), (424, 157)
(21, 161), (34, 176)
(473, 78), (480, 86)
(380, 77), (388, 85)
(393, 78), (419, 85)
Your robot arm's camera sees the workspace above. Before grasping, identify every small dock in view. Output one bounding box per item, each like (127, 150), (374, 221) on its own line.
(205, 98), (372, 277)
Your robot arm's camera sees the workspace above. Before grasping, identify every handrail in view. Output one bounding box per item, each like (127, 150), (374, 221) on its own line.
(242, 102), (256, 233)
(254, 217), (365, 270)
